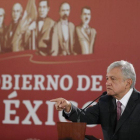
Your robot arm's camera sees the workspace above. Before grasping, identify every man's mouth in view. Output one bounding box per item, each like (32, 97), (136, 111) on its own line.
(85, 17), (88, 21)
(107, 87), (112, 90)
(62, 14), (68, 20)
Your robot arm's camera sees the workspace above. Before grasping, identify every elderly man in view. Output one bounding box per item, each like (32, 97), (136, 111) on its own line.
(75, 7), (96, 54)
(0, 8), (6, 53)
(4, 3), (23, 52)
(51, 60), (140, 140)
(36, 0), (55, 56)
(51, 2), (76, 56)
(4, 3), (30, 52)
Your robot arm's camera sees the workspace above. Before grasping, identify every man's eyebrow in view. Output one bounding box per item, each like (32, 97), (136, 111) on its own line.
(106, 76), (116, 78)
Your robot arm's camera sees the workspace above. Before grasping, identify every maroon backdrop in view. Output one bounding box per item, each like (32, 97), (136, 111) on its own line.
(0, 0), (140, 140)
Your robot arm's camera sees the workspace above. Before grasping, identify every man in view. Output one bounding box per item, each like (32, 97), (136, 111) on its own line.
(36, 0), (55, 56)
(75, 7), (96, 54)
(0, 8), (6, 53)
(51, 2), (76, 56)
(51, 60), (140, 140)
(4, 3), (30, 52)
(4, 3), (23, 52)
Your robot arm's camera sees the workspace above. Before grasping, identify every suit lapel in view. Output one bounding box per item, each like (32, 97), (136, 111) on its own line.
(109, 96), (117, 133)
(114, 89), (139, 134)
(68, 22), (72, 50)
(40, 18), (50, 34)
(81, 27), (90, 41)
(90, 28), (95, 44)
(57, 21), (63, 48)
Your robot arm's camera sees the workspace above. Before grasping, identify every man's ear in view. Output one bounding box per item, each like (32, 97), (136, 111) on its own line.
(126, 79), (132, 89)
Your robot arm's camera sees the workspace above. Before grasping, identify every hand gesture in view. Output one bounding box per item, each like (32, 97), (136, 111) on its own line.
(50, 98), (71, 112)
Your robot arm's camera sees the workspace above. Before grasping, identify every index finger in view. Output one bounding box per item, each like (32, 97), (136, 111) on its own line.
(50, 98), (60, 102)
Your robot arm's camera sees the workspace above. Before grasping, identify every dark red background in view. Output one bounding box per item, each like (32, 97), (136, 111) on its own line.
(0, 0), (140, 139)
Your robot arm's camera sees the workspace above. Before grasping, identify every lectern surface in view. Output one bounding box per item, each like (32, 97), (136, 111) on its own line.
(57, 122), (86, 140)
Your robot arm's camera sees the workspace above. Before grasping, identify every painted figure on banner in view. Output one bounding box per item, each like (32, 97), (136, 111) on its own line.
(4, 3), (23, 52)
(4, 0), (37, 53)
(75, 7), (96, 54)
(51, 2), (76, 56)
(0, 8), (6, 54)
(36, 0), (55, 56)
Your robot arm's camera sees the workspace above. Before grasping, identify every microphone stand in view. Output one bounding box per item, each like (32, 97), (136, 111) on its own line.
(77, 91), (107, 122)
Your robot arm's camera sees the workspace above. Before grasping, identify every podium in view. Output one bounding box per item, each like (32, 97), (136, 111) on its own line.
(57, 122), (99, 140)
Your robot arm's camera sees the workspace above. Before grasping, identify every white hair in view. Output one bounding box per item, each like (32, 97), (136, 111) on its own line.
(107, 60), (136, 88)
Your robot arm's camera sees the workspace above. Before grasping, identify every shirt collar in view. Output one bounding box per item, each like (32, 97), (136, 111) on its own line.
(61, 19), (68, 25)
(82, 24), (90, 29)
(116, 88), (133, 107)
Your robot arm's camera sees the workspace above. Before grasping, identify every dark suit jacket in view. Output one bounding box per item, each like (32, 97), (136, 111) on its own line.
(4, 22), (18, 52)
(63, 89), (140, 140)
(4, 21), (31, 52)
(0, 24), (6, 53)
(36, 17), (55, 55)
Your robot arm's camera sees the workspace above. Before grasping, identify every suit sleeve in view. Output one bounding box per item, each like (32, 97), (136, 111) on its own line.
(74, 27), (81, 54)
(63, 102), (100, 124)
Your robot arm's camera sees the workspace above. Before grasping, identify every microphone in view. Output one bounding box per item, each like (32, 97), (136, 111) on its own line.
(77, 91), (107, 122)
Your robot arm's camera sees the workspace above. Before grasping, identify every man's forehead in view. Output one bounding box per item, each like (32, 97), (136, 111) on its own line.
(39, 1), (48, 7)
(106, 68), (122, 76)
(82, 8), (91, 14)
(13, 4), (21, 11)
(106, 74), (116, 77)
(61, 3), (70, 10)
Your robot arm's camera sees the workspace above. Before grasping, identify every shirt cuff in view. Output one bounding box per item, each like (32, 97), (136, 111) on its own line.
(64, 106), (72, 116)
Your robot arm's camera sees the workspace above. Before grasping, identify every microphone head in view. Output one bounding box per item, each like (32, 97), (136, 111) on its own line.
(102, 91), (107, 96)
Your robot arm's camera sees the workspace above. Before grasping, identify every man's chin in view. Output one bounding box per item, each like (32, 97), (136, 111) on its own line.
(107, 90), (114, 95)
(62, 15), (68, 20)
(40, 15), (46, 18)
(84, 21), (90, 24)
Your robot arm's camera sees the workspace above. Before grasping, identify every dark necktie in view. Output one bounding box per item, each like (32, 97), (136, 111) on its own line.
(38, 17), (45, 22)
(117, 101), (122, 121)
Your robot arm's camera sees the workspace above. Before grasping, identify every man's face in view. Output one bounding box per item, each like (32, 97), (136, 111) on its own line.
(12, 4), (22, 22)
(81, 8), (91, 25)
(59, 3), (70, 20)
(106, 67), (128, 99)
(0, 10), (4, 26)
(38, 1), (49, 18)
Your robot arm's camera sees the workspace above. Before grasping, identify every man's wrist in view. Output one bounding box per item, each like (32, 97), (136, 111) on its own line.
(64, 102), (71, 113)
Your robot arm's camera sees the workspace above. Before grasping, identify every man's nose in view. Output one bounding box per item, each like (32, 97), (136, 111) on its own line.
(40, 7), (44, 12)
(15, 11), (18, 15)
(106, 79), (111, 86)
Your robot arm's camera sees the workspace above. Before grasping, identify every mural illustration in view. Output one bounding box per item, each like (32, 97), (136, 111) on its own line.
(0, 0), (97, 56)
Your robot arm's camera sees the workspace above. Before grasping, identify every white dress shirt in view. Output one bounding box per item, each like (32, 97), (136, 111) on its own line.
(38, 21), (44, 32)
(116, 88), (133, 115)
(61, 20), (69, 41)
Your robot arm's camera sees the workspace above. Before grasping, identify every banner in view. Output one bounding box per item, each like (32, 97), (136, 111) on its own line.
(0, 0), (140, 139)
